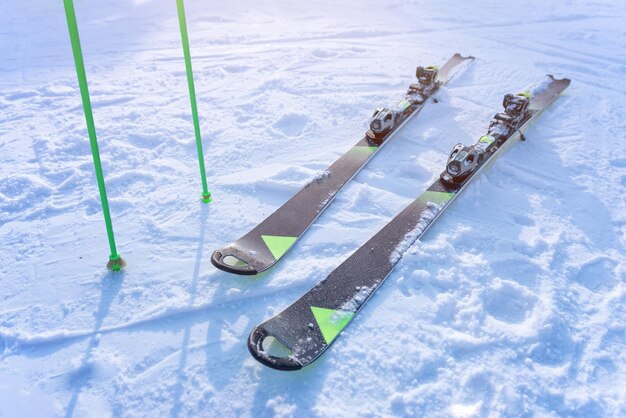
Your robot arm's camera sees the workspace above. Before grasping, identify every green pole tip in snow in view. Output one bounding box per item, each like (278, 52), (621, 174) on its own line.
(176, 0), (212, 204)
(106, 254), (127, 272)
(64, 0), (124, 271)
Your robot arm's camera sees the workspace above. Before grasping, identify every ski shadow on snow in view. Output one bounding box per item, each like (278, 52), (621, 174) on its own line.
(194, 256), (331, 416)
(247, 355), (330, 417)
(462, 107), (622, 289)
(168, 204), (278, 417)
(399, 97), (620, 414)
(63, 271), (125, 418)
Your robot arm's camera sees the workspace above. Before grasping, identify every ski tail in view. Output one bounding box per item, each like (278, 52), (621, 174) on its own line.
(436, 53), (474, 84)
(211, 247), (259, 275)
(248, 327), (303, 370)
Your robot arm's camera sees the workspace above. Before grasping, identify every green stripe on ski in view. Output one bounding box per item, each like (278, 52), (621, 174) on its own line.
(417, 191), (455, 205)
(261, 235), (298, 260)
(311, 306), (355, 344)
(350, 146), (378, 155)
(479, 135), (495, 144)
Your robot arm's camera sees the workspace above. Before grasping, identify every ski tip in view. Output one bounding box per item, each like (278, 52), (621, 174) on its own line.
(453, 53), (475, 61)
(546, 74), (572, 87)
(248, 326), (303, 371)
(211, 249), (259, 275)
(437, 53), (475, 84)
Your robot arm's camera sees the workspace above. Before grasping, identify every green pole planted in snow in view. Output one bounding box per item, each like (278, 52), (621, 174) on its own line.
(176, 0), (212, 203)
(63, 0), (126, 271)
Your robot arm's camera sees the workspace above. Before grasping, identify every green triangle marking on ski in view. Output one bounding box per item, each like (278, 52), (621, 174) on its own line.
(350, 145), (378, 155)
(310, 306), (355, 344)
(261, 235), (298, 260)
(417, 191), (455, 205)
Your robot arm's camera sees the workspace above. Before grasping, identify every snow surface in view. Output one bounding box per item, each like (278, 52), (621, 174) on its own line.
(1, 0), (626, 416)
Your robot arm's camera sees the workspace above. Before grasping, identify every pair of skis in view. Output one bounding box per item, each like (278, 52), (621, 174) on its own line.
(212, 54), (571, 370)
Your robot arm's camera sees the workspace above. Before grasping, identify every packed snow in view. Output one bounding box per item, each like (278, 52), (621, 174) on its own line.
(1, 0), (625, 416)
(390, 202), (442, 264)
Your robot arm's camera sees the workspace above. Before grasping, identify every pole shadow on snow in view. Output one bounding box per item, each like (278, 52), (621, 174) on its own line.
(63, 271), (125, 418)
(168, 204), (271, 416)
(474, 115), (623, 402)
(169, 204), (209, 418)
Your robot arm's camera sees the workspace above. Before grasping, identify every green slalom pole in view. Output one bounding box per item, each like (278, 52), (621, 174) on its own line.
(176, 0), (212, 203)
(64, 0), (126, 271)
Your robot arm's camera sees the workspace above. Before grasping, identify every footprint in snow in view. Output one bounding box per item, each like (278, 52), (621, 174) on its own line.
(609, 157), (626, 168)
(4, 90), (38, 101)
(572, 256), (618, 292)
(527, 318), (575, 366)
(512, 214), (535, 227)
(311, 49), (338, 58)
(39, 84), (74, 97)
(272, 113), (311, 137)
(590, 356), (617, 382)
(222, 64), (250, 74)
(0, 176), (53, 222)
(483, 279), (537, 324)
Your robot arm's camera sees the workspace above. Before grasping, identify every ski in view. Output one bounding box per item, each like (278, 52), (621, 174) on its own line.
(211, 54), (474, 275)
(248, 75), (571, 370)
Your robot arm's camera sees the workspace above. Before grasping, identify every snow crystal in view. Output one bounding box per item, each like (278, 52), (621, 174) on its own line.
(339, 285), (371, 313)
(312, 170), (330, 182)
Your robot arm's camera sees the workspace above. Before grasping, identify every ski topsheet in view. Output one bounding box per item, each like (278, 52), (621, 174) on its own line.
(211, 54), (474, 275)
(248, 75), (571, 370)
